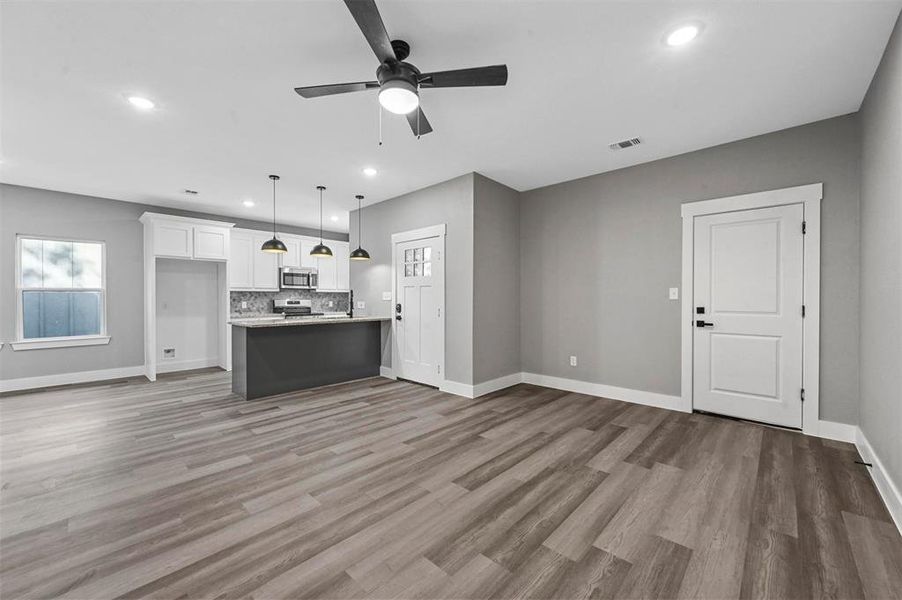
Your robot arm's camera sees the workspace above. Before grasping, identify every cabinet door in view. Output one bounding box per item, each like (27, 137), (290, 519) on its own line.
(334, 242), (350, 291)
(252, 234), (280, 290)
(154, 221), (193, 258)
(194, 225), (230, 260)
(300, 238), (318, 269)
(279, 235), (302, 268)
(229, 232), (254, 289)
(316, 251), (337, 291)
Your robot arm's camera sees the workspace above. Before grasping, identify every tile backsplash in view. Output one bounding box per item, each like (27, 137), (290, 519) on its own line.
(230, 290), (350, 316)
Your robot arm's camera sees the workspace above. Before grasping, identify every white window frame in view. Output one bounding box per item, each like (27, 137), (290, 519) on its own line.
(11, 235), (111, 350)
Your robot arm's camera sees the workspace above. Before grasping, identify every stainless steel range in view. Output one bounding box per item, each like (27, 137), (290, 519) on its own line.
(273, 298), (323, 318)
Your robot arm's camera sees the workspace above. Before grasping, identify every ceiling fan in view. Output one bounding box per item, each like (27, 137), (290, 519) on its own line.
(294, 0), (508, 137)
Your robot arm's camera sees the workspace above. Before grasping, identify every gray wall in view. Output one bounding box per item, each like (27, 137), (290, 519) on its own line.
(859, 14), (902, 488)
(0, 184), (346, 381)
(520, 114), (862, 424)
(473, 174), (521, 384)
(350, 174), (475, 385)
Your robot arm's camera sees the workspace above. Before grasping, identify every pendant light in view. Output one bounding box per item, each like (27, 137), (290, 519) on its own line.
(310, 185), (333, 258)
(350, 195), (371, 261)
(261, 174), (287, 253)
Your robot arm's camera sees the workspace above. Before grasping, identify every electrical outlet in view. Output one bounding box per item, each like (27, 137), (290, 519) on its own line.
(328, 300), (333, 308)
(356, 300), (365, 309)
(241, 301), (248, 309)
(382, 292), (392, 301)
(163, 348), (176, 359)
(569, 355), (578, 367)
(669, 287), (679, 300)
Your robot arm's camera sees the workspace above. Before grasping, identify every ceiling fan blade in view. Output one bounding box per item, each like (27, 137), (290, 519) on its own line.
(406, 107), (433, 136)
(343, 0), (396, 64)
(294, 81), (379, 98)
(418, 65), (508, 88)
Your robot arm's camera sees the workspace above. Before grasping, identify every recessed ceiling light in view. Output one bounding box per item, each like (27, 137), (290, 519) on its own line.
(242, 199), (255, 207)
(666, 24), (700, 47)
(330, 215), (339, 222)
(127, 96), (156, 110)
(362, 167), (378, 177)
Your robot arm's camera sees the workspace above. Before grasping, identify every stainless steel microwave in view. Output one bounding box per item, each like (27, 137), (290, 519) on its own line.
(280, 267), (318, 289)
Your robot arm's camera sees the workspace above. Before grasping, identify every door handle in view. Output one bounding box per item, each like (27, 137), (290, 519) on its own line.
(395, 315), (402, 321)
(695, 320), (715, 328)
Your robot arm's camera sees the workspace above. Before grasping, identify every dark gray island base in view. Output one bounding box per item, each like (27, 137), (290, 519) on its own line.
(230, 317), (389, 400)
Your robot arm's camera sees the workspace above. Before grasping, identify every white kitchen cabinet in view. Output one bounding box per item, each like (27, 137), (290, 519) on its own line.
(300, 238), (319, 269)
(153, 221), (194, 258)
(228, 231), (254, 289)
(334, 242), (350, 291)
(194, 225), (230, 260)
(279, 235), (303, 268)
(316, 254), (336, 291)
(251, 233), (279, 290)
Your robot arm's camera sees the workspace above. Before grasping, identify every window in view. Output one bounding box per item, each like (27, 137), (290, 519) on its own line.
(13, 236), (110, 350)
(403, 246), (432, 277)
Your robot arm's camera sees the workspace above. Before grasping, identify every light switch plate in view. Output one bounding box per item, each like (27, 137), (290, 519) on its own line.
(569, 355), (578, 367)
(356, 301), (365, 309)
(241, 301), (248, 309)
(382, 292), (392, 301)
(669, 287), (679, 300)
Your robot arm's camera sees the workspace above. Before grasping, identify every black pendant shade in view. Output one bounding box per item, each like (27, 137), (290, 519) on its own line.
(350, 194), (371, 260)
(261, 174), (287, 254)
(310, 185), (333, 258)
(261, 237), (288, 253)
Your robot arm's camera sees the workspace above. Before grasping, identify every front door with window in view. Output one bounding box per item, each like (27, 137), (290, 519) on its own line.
(692, 204), (804, 428)
(395, 236), (443, 387)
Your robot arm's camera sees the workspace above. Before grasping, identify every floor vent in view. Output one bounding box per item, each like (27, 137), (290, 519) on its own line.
(609, 137), (642, 150)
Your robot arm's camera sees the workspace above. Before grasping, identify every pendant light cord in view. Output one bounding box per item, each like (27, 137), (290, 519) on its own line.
(357, 195), (364, 247)
(272, 177), (277, 237)
(319, 186), (324, 243)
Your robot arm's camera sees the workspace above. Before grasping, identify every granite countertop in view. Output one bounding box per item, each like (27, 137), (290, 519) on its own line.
(229, 315), (391, 328)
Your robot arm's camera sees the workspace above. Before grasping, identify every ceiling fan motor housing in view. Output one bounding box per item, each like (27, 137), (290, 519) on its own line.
(376, 60), (421, 88)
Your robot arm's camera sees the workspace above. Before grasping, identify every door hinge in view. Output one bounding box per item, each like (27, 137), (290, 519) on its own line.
(802, 221), (807, 234)
(802, 304), (806, 318)
(801, 388), (805, 402)
(437, 364), (441, 375)
(437, 307), (441, 318)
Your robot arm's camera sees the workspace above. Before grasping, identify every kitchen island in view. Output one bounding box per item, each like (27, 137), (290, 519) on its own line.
(229, 316), (390, 400)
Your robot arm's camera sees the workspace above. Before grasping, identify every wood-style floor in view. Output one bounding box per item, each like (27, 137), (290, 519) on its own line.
(1, 370), (900, 600)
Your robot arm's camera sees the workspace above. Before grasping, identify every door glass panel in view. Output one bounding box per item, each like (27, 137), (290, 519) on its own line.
(405, 249), (413, 263)
(414, 248), (423, 261)
(423, 262), (431, 277)
(423, 247), (431, 261)
(404, 264), (413, 277)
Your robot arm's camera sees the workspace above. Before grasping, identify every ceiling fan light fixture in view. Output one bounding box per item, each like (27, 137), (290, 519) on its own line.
(378, 80), (419, 115)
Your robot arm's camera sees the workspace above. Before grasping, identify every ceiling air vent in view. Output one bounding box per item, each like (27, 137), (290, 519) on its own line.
(609, 137), (642, 151)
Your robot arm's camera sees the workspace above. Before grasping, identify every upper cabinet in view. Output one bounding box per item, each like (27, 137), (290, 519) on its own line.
(228, 229), (350, 292)
(140, 213), (233, 261)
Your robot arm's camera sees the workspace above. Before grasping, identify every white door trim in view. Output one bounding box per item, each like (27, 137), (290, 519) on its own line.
(681, 183), (822, 435)
(391, 224), (446, 388)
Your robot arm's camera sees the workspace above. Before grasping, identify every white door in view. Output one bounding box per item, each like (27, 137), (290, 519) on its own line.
(395, 236), (443, 387)
(693, 204), (804, 428)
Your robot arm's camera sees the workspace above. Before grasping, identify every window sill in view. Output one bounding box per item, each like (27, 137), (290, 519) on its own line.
(10, 335), (111, 351)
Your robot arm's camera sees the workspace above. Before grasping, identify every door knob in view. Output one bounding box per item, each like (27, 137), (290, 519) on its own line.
(695, 320), (715, 328)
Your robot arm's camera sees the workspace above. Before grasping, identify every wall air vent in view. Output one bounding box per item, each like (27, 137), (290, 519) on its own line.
(609, 137), (642, 151)
(183, 189), (199, 195)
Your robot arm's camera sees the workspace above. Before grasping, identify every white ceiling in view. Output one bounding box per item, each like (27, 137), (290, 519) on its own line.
(2, 1), (899, 232)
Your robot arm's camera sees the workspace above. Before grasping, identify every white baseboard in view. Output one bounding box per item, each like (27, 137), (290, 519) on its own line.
(812, 419), (858, 443)
(521, 372), (688, 412)
(379, 366), (396, 380)
(438, 372), (524, 399)
(0, 365), (146, 394)
(856, 427), (902, 534)
(473, 372), (525, 397)
(156, 357), (219, 374)
(439, 379), (476, 398)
